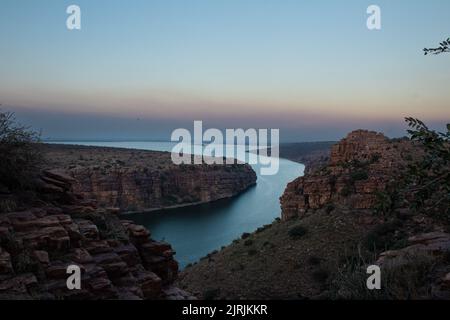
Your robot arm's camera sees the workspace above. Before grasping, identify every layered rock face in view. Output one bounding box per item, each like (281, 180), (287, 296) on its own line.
(41, 144), (257, 213)
(281, 130), (413, 220)
(0, 171), (194, 300)
(69, 165), (256, 212)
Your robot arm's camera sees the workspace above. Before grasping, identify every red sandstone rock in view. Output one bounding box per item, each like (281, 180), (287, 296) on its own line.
(141, 241), (173, 256)
(281, 130), (414, 220)
(114, 244), (140, 266)
(0, 202), (185, 300)
(70, 248), (93, 264)
(33, 250), (50, 266)
(0, 148), (195, 300)
(124, 223), (151, 244)
(76, 219), (100, 240)
(135, 270), (162, 299)
(65, 165), (256, 213)
(0, 274), (38, 295)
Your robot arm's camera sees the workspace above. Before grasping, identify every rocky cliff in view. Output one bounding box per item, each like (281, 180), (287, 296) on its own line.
(40, 144), (257, 213)
(280, 130), (413, 220)
(0, 144), (258, 300)
(0, 169), (194, 300)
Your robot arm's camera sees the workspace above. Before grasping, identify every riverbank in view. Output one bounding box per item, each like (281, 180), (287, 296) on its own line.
(120, 184), (256, 215)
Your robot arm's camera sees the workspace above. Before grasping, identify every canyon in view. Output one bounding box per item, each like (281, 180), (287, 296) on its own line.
(0, 144), (257, 299)
(2, 131), (449, 300)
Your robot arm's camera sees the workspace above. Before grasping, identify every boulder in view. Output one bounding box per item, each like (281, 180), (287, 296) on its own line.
(376, 232), (450, 267)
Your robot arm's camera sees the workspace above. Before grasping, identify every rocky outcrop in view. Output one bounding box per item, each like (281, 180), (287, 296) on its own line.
(376, 232), (450, 267)
(0, 170), (195, 300)
(374, 232), (450, 299)
(281, 130), (414, 220)
(40, 144), (257, 213)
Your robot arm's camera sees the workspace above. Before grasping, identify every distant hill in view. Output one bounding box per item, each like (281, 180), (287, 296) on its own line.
(260, 141), (336, 173)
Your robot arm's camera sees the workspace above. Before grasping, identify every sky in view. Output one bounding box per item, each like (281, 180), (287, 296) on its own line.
(0, 0), (449, 141)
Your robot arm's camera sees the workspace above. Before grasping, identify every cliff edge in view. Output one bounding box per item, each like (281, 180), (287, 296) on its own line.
(40, 144), (257, 213)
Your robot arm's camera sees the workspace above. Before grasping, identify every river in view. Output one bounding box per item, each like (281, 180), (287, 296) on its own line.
(53, 141), (304, 268)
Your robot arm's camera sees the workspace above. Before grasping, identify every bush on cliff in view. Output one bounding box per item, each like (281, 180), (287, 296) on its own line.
(331, 251), (437, 299)
(374, 118), (449, 224)
(0, 110), (41, 191)
(404, 118), (450, 222)
(288, 225), (308, 239)
(363, 219), (403, 252)
(350, 170), (369, 182)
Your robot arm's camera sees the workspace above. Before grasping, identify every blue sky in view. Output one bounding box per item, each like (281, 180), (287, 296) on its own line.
(0, 0), (449, 141)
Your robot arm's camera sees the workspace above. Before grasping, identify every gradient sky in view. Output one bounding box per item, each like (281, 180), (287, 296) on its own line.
(1, 0), (449, 141)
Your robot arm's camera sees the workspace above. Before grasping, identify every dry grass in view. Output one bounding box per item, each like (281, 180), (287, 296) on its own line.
(177, 208), (376, 300)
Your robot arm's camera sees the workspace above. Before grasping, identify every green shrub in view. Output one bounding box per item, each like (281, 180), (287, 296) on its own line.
(241, 232), (251, 239)
(331, 251), (437, 300)
(163, 194), (179, 204)
(288, 225), (308, 239)
(363, 220), (401, 252)
(256, 224), (271, 233)
(370, 153), (381, 163)
(403, 118), (450, 223)
(203, 288), (220, 300)
(373, 190), (398, 218)
(350, 170), (369, 181)
(325, 203), (335, 214)
(0, 111), (41, 191)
